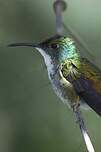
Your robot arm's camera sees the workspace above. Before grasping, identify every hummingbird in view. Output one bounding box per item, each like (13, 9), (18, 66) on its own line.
(8, 35), (101, 116)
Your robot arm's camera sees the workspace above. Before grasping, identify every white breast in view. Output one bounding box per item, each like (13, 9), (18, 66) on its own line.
(36, 48), (72, 107)
(36, 48), (54, 79)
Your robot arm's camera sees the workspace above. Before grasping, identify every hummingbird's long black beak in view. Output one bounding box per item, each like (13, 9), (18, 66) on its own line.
(8, 43), (40, 48)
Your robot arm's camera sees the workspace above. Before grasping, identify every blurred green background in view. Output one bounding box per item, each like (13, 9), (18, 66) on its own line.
(0, 0), (101, 151)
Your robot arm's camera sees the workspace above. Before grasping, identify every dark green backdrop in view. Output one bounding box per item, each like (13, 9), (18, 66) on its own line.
(0, 0), (101, 151)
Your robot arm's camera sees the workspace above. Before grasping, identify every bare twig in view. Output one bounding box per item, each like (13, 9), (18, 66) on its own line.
(53, 0), (67, 35)
(74, 107), (95, 152)
(53, 1), (95, 152)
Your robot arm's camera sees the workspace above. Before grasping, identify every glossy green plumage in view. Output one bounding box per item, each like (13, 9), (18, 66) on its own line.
(60, 40), (101, 116)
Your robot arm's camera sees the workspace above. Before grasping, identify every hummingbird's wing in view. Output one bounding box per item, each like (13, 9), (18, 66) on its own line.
(72, 75), (101, 116)
(62, 58), (101, 116)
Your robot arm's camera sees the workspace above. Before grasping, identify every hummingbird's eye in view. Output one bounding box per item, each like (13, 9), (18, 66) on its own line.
(51, 43), (59, 49)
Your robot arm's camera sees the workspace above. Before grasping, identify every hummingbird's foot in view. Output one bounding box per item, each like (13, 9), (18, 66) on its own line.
(71, 103), (81, 124)
(71, 102), (80, 112)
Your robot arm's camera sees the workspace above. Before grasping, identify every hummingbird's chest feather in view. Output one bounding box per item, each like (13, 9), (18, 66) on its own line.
(37, 48), (80, 106)
(48, 65), (79, 107)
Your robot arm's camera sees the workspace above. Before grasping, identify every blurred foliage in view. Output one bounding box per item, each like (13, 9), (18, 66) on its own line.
(0, 0), (101, 152)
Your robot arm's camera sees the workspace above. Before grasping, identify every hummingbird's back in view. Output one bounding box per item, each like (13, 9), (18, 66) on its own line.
(61, 56), (101, 116)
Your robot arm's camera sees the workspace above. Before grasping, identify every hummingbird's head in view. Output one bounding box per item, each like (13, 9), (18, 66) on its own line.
(37, 35), (76, 63)
(8, 35), (76, 66)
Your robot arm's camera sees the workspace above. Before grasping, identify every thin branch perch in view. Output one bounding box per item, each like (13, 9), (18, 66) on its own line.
(53, 0), (67, 35)
(53, 1), (95, 152)
(74, 107), (95, 152)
